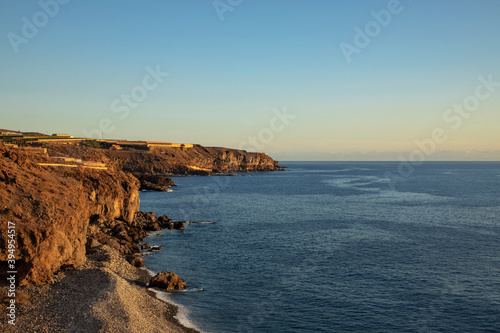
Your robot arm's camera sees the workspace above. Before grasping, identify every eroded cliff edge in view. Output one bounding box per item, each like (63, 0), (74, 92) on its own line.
(44, 143), (283, 175)
(0, 145), (140, 285)
(0, 142), (283, 285)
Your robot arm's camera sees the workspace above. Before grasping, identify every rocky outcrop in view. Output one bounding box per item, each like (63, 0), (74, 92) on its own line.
(86, 211), (173, 257)
(172, 221), (185, 230)
(0, 138), (282, 286)
(134, 173), (176, 192)
(43, 143), (283, 178)
(0, 145), (140, 285)
(150, 271), (187, 291)
(126, 255), (144, 268)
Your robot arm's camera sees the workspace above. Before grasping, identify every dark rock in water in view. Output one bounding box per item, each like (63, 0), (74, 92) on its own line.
(146, 222), (162, 231)
(141, 243), (150, 250)
(158, 215), (173, 230)
(134, 173), (176, 191)
(135, 211), (165, 232)
(158, 215), (170, 222)
(0, 142), (281, 286)
(133, 211), (157, 228)
(150, 271), (186, 290)
(173, 222), (185, 230)
(149, 245), (162, 251)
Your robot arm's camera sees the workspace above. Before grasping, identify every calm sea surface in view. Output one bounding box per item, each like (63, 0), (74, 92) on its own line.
(140, 162), (500, 332)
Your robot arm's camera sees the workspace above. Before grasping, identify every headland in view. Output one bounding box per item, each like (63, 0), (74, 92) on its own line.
(0, 130), (282, 332)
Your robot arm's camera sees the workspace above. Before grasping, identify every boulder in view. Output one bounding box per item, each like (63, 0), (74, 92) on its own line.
(145, 222), (162, 231)
(134, 174), (176, 191)
(126, 255), (144, 268)
(106, 238), (121, 252)
(150, 271), (186, 290)
(141, 243), (150, 250)
(94, 233), (110, 245)
(158, 215), (170, 223)
(158, 215), (173, 229)
(173, 222), (185, 230)
(133, 211), (157, 228)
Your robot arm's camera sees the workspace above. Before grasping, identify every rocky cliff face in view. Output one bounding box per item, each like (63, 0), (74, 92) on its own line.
(44, 144), (282, 176)
(0, 141), (282, 285)
(0, 146), (140, 285)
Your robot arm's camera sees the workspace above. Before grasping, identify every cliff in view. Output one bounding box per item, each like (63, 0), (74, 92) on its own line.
(43, 143), (282, 176)
(0, 140), (283, 285)
(0, 145), (140, 285)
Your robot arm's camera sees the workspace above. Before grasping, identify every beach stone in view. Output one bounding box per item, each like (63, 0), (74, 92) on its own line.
(141, 243), (150, 250)
(132, 257), (144, 267)
(86, 238), (101, 253)
(149, 245), (162, 251)
(150, 271), (186, 290)
(126, 255), (144, 267)
(106, 238), (121, 252)
(95, 232), (110, 245)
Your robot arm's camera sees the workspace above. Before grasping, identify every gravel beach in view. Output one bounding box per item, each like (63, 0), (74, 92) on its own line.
(1, 245), (199, 333)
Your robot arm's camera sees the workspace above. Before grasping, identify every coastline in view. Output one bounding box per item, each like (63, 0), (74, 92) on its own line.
(0, 142), (282, 332)
(1, 244), (199, 333)
(141, 265), (203, 332)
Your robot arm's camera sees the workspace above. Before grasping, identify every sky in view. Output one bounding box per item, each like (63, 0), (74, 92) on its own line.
(1, 0), (499, 161)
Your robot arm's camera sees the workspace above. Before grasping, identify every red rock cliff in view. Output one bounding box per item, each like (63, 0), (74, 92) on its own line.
(44, 144), (282, 175)
(0, 146), (140, 285)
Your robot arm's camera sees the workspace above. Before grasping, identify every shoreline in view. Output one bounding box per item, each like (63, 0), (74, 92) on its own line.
(0, 142), (283, 332)
(1, 244), (199, 333)
(141, 266), (203, 332)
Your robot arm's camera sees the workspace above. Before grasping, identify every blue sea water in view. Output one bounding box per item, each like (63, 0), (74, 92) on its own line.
(140, 162), (500, 333)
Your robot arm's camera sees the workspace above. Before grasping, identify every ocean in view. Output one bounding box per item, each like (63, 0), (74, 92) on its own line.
(140, 162), (500, 332)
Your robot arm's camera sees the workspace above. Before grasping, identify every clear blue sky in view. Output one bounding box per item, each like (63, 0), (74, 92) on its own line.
(1, 0), (499, 161)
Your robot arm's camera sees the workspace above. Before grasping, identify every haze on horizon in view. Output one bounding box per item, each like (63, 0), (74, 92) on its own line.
(1, 0), (499, 161)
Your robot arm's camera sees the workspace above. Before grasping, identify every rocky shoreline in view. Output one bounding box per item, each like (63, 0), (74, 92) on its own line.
(1, 204), (197, 332)
(0, 142), (282, 332)
(1, 244), (198, 332)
